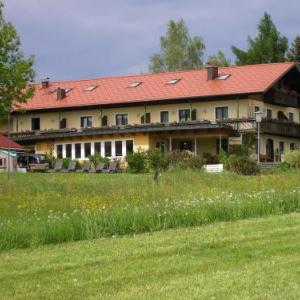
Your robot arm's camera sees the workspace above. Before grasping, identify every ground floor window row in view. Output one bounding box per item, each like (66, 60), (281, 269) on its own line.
(55, 140), (134, 159)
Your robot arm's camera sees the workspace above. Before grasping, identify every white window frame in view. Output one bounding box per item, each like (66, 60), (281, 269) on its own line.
(54, 138), (134, 160)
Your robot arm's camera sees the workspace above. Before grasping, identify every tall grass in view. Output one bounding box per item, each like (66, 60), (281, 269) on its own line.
(0, 170), (300, 250)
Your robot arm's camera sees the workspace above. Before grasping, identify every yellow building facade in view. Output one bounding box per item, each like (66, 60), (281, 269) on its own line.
(7, 63), (300, 162)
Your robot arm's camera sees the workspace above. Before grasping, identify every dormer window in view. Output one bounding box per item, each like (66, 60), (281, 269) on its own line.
(128, 81), (142, 88)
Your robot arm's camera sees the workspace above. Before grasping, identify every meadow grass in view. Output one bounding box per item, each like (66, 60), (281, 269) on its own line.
(0, 170), (300, 250)
(0, 213), (299, 299)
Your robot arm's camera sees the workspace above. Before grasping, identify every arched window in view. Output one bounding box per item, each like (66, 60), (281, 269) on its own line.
(59, 118), (67, 129)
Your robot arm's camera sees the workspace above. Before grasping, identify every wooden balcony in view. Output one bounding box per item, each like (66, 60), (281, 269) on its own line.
(261, 119), (300, 138)
(265, 89), (299, 108)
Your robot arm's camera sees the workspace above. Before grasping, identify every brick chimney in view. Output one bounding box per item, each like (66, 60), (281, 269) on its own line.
(41, 78), (50, 88)
(206, 63), (218, 80)
(57, 88), (66, 100)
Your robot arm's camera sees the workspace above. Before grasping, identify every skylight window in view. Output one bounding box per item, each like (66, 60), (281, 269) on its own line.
(128, 81), (142, 88)
(84, 85), (97, 92)
(48, 88), (57, 94)
(217, 73), (231, 80)
(167, 78), (180, 85)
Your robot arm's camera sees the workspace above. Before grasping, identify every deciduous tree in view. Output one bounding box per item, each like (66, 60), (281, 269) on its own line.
(0, 1), (35, 116)
(149, 19), (205, 72)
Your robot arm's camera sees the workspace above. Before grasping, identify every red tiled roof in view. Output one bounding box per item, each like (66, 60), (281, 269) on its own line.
(0, 134), (23, 150)
(16, 62), (296, 111)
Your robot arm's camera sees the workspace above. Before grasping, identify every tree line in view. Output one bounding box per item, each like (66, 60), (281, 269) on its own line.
(149, 12), (300, 72)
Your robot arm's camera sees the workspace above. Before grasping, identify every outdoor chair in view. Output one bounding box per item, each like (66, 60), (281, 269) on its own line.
(61, 161), (77, 173)
(47, 159), (63, 173)
(102, 161), (118, 174)
(76, 161), (91, 173)
(89, 162), (106, 173)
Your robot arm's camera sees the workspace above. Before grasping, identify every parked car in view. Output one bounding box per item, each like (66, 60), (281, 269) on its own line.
(17, 153), (51, 171)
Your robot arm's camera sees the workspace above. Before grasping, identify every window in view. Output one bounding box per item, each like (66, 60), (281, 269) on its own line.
(167, 79), (180, 85)
(116, 114), (128, 126)
(59, 118), (67, 129)
(115, 141), (123, 156)
(126, 140), (133, 154)
(94, 142), (101, 154)
(56, 144), (63, 159)
(102, 115), (108, 126)
(84, 85), (97, 92)
(178, 109), (191, 122)
(75, 143), (81, 159)
(64, 88), (72, 93)
(105, 141), (112, 157)
(31, 118), (40, 130)
(80, 116), (92, 128)
(128, 81), (142, 88)
(66, 144), (72, 158)
(288, 112), (294, 122)
(254, 106), (260, 113)
(216, 138), (228, 154)
(290, 143), (296, 151)
(267, 109), (272, 120)
(84, 143), (91, 158)
(160, 111), (169, 123)
(0, 158), (6, 167)
(217, 73), (231, 80)
(279, 141), (285, 154)
(215, 107), (228, 120)
(141, 112), (151, 124)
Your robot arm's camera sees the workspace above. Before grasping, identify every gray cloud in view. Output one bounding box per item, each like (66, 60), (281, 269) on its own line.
(3, 0), (300, 80)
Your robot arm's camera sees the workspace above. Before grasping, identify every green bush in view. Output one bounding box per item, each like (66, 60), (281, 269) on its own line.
(62, 158), (72, 169)
(147, 149), (170, 171)
(284, 151), (300, 169)
(225, 155), (259, 175)
(88, 153), (110, 168)
(126, 149), (149, 173)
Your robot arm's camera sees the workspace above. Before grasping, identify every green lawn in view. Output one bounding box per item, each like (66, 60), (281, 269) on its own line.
(1, 170), (300, 250)
(0, 213), (299, 299)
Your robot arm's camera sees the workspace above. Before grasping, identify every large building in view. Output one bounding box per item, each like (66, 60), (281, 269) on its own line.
(6, 62), (300, 162)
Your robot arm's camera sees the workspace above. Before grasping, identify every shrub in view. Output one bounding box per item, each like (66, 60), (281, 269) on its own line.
(284, 151), (300, 169)
(147, 149), (170, 171)
(62, 158), (72, 169)
(88, 154), (110, 168)
(202, 152), (219, 164)
(225, 155), (259, 175)
(125, 149), (149, 173)
(170, 150), (202, 169)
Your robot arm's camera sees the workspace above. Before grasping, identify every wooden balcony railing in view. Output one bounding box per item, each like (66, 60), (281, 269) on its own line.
(265, 89), (299, 107)
(261, 119), (300, 138)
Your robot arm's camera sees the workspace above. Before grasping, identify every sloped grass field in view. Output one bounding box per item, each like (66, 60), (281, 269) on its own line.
(0, 214), (299, 299)
(0, 170), (300, 250)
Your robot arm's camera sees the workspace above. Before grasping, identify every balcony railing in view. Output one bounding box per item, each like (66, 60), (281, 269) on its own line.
(265, 89), (299, 107)
(261, 119), (300, 138)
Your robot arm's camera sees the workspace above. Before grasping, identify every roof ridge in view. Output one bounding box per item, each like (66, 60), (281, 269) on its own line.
(35, 62), (295, 85)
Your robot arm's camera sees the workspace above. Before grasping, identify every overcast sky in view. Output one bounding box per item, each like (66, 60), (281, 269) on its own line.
(3, 0), (300, 81)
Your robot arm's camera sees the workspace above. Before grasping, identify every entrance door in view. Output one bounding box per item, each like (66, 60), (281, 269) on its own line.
(266, 139), (274, 162)
(156, 141), (167, 153)
(179, 141), (193, 152)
